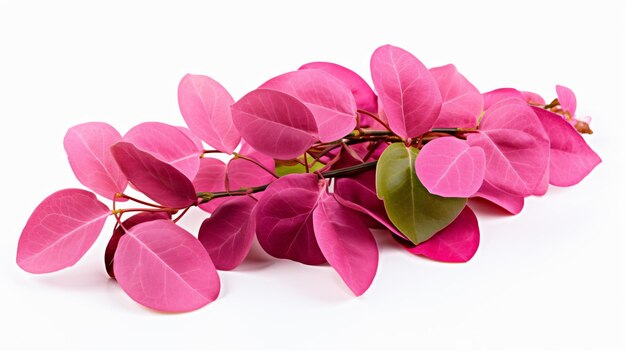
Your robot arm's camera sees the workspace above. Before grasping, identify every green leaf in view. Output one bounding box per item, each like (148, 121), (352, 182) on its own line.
(376, 143), (466, 244)
(275, 154), (325, 177)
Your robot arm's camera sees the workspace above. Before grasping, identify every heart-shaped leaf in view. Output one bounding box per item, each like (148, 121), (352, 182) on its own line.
(313, 192), (378, 296)
(370, 44), (442, 139)
(415, 137), (486, 197)
(255, 173), (326, 265)
(104, 211), (171, 278)
(472, 181), (524, 215)
(64, 122), (128, 200)
(260, 69), (357, 142)
(111, 142), (197, 208)
(430, 64), (483, 129)
(198, 196), (257, 270)
(533, 107), (601, 186)
(405, 206), (479, 263)
(376, 143), (466, 245)
(467, 98), (550, 197)
(231, 88), (318, 160)
(114, 220), (220, 312)
(124, 122), (201, 180)
(17, 189), (110, 273)
(178, 74), (240, 153)
(299, 61), (378, 114)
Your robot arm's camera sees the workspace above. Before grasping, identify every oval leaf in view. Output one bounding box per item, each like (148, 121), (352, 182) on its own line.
(111, 142), (197, 208)
(415, 137), (486, 198)
(193, 157), (228, 213)
(114, 220), (220, 312)
(255, 173), (326, 265)
(430, 64), (483, 128)
(63, 122), (128, 200)
(405, 206), (479, 263)
(534, 107), (601, 186)
(299, 61), (378, 114)
(467, 98), (550, 197)
(313, 192), (378, 296)
(124, 122), (201, 180)
(17, 189), (110, 273)
(231, 88), (318, 160)
(482, 88), (524, 110)
(471, 181), (524, 215)
(104, 211), (171, 278)
(376, 143), (466, 245)
(261, 69), (357, 142)
(198, 196), (257, 270)
(178, 74), (240, 153)
(370, 44), (442, 139)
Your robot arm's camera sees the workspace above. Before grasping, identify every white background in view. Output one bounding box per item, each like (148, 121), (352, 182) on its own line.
(1, 1), (624, 350)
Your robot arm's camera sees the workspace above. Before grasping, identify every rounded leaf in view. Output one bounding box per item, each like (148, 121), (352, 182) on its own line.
(370, 44), (442, 139)
(430, 64), (483, 128)
(111, 142), (197, 208)
(231, 88), (318, 160)
(193, 157), (229, 213)
(114, 220), (220, 312)
(376, 143), (466, 245)
(124, 122), (201, 180)
(415, 137), (486, 198)
(198, 196), (257, 270)
(472, 181), (524, 215)
(178, 74), (240, 153)
(17, 189), (110, 273)
(63, 122), (128, 200)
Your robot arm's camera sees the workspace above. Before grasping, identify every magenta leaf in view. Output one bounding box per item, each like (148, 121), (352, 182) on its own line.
(370, 44), (442, 139)
(482, 88), (524, 110)
(405, 206), (479, 263)
(415, 137), (486, 197)
(313, 192), (378, 296)
(176, 126), (205, 152)
(533, 107), (601, 186)
(17, 189), (110, 273)
(123, 122), (201, 180)
(63, 122), (128, 200)
(228, 153), (276, 192)
(193, 157), (228, 213)
(104, 211), (171, 278)
(430, 64), (483, 128)
(472, 181), (524, 215)
(177, 74), (240, 153)
(556, 85), (577, 116)
(299, 61), (378, 124)
(113, 220), (220, 312)
(521, 91), (545, 105)
(467, 98), (549, 197)
(198, 196), (257, 270)
(255, 173), (326, 265)
(110, 142), (197, 208)
(231, 88), (318, 160)
(260, 69), (357, 142)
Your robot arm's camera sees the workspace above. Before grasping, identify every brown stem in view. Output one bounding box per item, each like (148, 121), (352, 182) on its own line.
(357, 109), (391, 131)
(234, 153), (278, 178)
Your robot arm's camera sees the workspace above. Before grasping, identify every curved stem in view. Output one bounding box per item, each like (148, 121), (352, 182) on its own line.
(118, 193), (167, 209)
(357, 109), (391, 131)
(234, 153), (278, 178)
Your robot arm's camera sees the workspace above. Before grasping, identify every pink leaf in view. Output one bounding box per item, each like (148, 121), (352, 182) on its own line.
(63, 122), (128, 200)
(193, 157), (229, 213)
(370, 44), (442, 139)
(430, 64), (483, 128)
(114, 220), (220, 312)
(231, 88), (318, 160)
(17, 189), (110, 273)
(313, 192), (378, 296)
(177, 74), (240, 153)
(228, 150), (276, 192)
(533, 107), (601, 186)
(556, 85), (577, 116)
(104, 211), (171, 278)
(472, 181), (524, 215)
(260, 69), (357, 142)
(299, 61), (378, 125)
(467, 98), (549, 197)
(415, 137), (486, 197)
(482, 88), (524, 110)
(176, 126), (205, 152)
(255, 174), (326, 265)
(405, 206), (479, 263)
(521, 91), (545, 106)
(124, 122), (201, 180)
(111, 142), (197, 208)
(198, 196), (257, 270)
